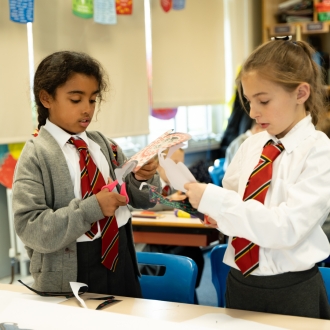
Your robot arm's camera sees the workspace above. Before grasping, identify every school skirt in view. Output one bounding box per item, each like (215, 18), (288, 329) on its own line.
(76, 224), (142, 298)
(226, 266), (330, 319)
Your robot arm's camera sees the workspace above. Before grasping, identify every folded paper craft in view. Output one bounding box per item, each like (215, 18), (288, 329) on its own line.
(141, 183), (205, 220)
(128, 129), (191, 173)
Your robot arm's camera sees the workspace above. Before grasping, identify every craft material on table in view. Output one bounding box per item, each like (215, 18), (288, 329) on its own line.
(140, 183), (204, 220)
(131, 210), (165, 219)
(174, 209), (197, 218)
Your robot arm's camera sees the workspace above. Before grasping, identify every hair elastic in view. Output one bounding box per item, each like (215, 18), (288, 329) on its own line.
(270, 35), (292, 41)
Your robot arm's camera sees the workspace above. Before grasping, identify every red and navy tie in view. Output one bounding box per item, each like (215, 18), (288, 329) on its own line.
(231, 140), (284, 277)
(68, 137), (119, 271)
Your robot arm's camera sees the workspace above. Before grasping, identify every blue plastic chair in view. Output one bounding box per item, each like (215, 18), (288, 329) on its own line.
(318, 255), (330, 267)
(136, 252), (197, 304)
(210, 244), (230, 307)
(208, 158), (226, 187)
(319, 267), (330, 304)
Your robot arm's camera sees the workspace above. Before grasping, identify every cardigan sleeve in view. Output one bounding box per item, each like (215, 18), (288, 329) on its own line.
(107, 138), (161, 209)
(12, 140), (104, 253)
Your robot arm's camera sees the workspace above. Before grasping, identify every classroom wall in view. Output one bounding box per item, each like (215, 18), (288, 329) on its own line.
(0, 0), (262, 278)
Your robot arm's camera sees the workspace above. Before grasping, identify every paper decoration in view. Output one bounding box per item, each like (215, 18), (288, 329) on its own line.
(72, 0), (93, 19)
(0, 143), (25, 189)
(161, 0), (172, 12)
(128, 130), (191, 172)
(9, 0), (34, 23)
(158, 143), (196, 192)
(94, 0), (117, 24)
(116, 0), (133, 15)
(141, 183), (204, 220)
(151, 108), (178, 120)
(173, 0), (185, 10)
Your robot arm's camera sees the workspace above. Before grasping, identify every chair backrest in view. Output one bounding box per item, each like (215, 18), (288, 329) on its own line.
(136, 252), (197, 304)
(319, 266), (330, 304)
(210, 244), (230, 307)
(208, 158), (226, 187)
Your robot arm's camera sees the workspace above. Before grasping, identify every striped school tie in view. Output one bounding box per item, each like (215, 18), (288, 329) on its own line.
(231, 140), (284, 277)
(68, 137), (119, 271)
(161, 184), (171, 197)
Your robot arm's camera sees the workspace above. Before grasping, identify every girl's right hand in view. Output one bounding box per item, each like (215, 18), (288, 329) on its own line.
(95, 189), (127, 217)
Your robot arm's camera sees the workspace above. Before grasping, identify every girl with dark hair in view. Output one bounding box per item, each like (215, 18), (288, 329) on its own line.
(12, 51), (160, 296)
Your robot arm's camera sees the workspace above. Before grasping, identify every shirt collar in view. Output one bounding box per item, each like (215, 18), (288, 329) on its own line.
(160, 177), (168, 189)
(44, 119), (89, 148)
(264, 114), (314, 153)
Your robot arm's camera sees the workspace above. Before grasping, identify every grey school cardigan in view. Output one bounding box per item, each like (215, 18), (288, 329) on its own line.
(12, 127), (160, 292)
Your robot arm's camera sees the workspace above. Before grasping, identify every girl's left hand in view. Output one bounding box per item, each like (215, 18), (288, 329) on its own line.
(204, 216), (218, 228)
(184, 182), (207, 209)
(135, 157), (159, 181)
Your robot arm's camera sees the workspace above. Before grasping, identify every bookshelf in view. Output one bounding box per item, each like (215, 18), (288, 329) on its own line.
(262, 0), (330, 87)
(262, 0), (328, 42)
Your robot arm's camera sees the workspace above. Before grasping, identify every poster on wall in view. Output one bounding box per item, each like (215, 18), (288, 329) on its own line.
(116, 0), (133, 15)
(94, 0), (117, 24)
(9, 0), (34, 23)
(173, 0), (185, 10)
(0, 143), (25, 189)
(161, 0), (172, 12)
(72, 0), (93, 19)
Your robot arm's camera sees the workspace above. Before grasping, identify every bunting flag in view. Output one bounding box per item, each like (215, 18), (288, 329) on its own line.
(94, 0), (117, 24)
(72, 0), (93, 19)
(116, 0), (133, 15)
(9, 0), (34, 23)
(161, 0), (172, 13)
(173, 0), (185, 10)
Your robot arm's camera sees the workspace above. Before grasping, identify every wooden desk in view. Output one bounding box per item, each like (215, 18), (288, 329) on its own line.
(1, 283), (330, 330)
(132, 211), (219, 247)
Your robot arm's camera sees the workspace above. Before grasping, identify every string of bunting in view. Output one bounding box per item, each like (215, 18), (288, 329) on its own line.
(9, 0), (186, 25)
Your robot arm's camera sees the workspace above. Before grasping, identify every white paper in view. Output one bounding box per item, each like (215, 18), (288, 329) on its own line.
(158, 144), (196, 192)
(115, 160), (138, 185)
(0, 298), (206, 330)
(0, 290), (67, 313)
(181, 313), (288, 330)
(69, 282), (88, 309)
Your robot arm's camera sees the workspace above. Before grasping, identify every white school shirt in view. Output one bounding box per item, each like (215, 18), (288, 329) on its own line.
(44, 120), (130, 242)
(198, 115), (330, 275)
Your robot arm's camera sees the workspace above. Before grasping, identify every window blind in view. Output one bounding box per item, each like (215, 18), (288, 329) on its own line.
(0, 2), (33, 144)
(32, 0), (149, 138)
(151, 0), (226, 108)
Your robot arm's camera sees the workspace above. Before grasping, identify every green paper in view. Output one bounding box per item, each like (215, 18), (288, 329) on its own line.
(72, 0), (93, 19)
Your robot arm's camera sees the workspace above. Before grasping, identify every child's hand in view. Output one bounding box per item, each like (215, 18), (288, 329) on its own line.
(184, 182), (207, 209)
(203, 216), (218, 228)
(135, 157), (159, 181)
(168, 191), (186, 201)
(96, 189), (127, 217)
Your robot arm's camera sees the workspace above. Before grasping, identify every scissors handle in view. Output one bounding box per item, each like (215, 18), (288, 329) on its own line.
(120, 182), (129, 203)
(101, 180), (129, 203)
(101, 180), (118, 192)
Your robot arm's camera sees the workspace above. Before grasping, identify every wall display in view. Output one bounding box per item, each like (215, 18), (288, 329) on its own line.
(161, 0), (172, 12)
(0, 143), (24, 189)
(173, 0), (185, 10)
(94, 0), (117, 24)
(9, 0), (34, 23)
(116, 0), (133, 15)
(72, 0), (93, 19)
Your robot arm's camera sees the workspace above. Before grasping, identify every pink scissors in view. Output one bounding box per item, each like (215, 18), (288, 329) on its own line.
(101, 160), (138, 203)
(102, 180), (129, 202)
